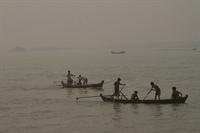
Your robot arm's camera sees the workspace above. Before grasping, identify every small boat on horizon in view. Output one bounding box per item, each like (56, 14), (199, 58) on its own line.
(111, 51), (126, 54)
(10, 46), (27, 52)
(192, 48), (197, 51)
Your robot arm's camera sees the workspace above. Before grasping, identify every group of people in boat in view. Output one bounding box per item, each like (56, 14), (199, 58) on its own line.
(66, 70), (88, 86)
(65, 70), (183, 99)
(112, 78), (183, 100)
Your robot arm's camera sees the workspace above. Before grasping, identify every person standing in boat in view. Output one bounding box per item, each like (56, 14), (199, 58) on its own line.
(112, 78), (126, 98)
(66, 70), (75, 85)
(171, 86), (182, 99)
(150, 82), (161, 100)
(131, 91), (139, 100)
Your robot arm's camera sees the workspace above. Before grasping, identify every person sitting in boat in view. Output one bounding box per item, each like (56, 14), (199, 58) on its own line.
(82, 77), (88, 85)
(66, 70), (75, 85)
(77, 75), (88, 85)
(112, 78), (126, 98)
(131, 91), (139, 100)
(171, 86), (182, 99)
(150, 82), (161, 100)
(77, 75), (83, 85)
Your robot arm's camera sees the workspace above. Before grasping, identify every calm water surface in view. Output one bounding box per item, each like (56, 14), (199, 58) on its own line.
(0, 45), (200, 133)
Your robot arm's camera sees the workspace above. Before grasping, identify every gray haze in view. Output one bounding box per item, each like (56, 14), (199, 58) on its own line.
(0, 0), (200, 50)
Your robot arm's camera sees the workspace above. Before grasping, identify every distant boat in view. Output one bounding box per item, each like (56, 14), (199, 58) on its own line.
(61, 80), (104, 89)
(30, 46), (62, 51)
(192, 48), (197, 51)
(111, 51), (126, 54)
(10, 46), (27, 52)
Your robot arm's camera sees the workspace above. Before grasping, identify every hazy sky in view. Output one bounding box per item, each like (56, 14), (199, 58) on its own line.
(0, 0), (200, 50)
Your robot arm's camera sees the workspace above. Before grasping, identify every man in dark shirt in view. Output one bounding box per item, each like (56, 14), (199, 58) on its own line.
(131, 91), (139, 100)
(66, 70), (75, 85)
(112, 78), (125, 98)
(171, 86), (182, 99)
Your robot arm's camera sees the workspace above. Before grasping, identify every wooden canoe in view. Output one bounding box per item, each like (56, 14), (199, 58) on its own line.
(100, 94), (188, 104)
(111, 51), (126, 54)
(61, 80), (104, 88)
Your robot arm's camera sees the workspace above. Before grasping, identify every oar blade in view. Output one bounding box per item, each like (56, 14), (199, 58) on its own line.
(75, 95), (100, 100)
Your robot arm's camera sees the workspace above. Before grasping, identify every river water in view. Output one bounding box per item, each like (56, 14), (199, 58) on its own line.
(0, 44), (200, 133)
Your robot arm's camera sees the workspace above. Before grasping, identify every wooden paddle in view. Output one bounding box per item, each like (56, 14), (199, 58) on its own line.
(76, 95), (101, 100)
(143, 81), (159, 100)
(76, 95), (112, 100)
(119, 85), (128, 100)
(143, 89), (153, 100)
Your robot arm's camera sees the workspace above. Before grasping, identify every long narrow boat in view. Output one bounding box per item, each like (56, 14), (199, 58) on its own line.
(61, 80), (104, 88)
(111, 51), (126, 54)
(100, 94), (188, 104)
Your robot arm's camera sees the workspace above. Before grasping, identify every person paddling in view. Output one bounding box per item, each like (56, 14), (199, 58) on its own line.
(112, 78), (126, 98)
(171, 86), (182, 99)
(150, 82), (161, 100)
(66, 70), (75, 85)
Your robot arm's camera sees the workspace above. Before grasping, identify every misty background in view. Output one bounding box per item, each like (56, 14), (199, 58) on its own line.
(0, 0), (200, 51)
(1, 1), (200, 133)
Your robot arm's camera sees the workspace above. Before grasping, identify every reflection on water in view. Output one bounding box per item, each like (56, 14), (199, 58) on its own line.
(168, 103), (189, 120)
(152, 105), (163, 117)
(113, 103), (122, 113)
(111, 103), (123, 130)
(112, 103), (122, 121)
(170, 104), (183, 111)
(131, 104), (139, 115)
(64, 88), (72, 97)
